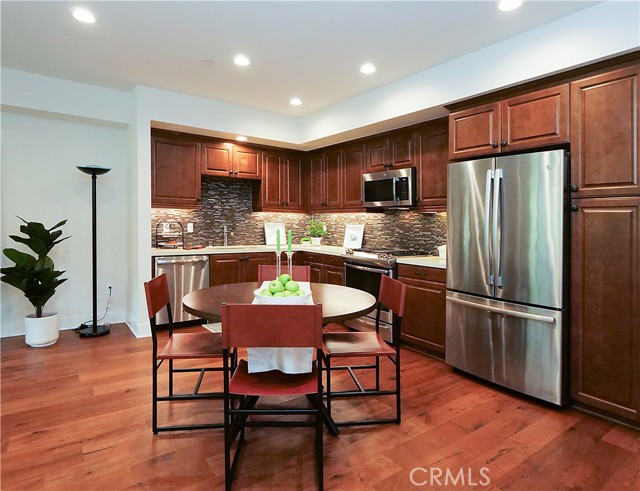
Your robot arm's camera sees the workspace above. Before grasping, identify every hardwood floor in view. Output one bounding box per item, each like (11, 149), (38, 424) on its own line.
(2, 324), (639, 490)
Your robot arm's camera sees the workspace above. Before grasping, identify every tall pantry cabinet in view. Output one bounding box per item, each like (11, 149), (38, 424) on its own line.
(569, 64), (640, 423)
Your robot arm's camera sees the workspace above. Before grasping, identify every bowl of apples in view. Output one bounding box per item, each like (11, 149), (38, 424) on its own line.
(254, 274), (312, 305)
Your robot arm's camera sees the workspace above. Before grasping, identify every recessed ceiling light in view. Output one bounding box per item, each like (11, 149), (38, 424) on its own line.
(289, 98), (302, 106)
(236, 136), (248, 142)
(233, 54), (250, 66)
(360, 63), (376, 75)
(72, 7), (96, 24)
(498, 0), (523, 12)
(201, 59), (215, 67)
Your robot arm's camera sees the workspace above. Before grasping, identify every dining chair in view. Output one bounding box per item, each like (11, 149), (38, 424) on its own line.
(144, 273), (225, 434)
(257, 264), (311, 282)
(220, 303), (324, 491)
(322, 274), (406, 426)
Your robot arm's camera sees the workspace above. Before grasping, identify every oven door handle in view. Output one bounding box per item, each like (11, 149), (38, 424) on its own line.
(345, 263), (391, 275)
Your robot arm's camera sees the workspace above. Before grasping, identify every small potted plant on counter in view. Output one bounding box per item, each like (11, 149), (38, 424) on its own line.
(307, 219), (326, 246)
(1, 218), (69, 347)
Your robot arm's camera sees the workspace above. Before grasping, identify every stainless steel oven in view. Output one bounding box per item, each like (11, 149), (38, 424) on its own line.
(343, 261), (395, 343)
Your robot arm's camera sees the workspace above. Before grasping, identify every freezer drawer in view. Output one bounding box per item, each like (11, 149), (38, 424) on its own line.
(154, 255), (210, 325)
(445, 291), (566, 405)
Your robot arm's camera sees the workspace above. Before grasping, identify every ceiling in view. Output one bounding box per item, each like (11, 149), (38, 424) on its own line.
(1, 1), (601, 118)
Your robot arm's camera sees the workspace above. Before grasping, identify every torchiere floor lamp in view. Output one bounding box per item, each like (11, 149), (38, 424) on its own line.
(76, 165), (111, 337)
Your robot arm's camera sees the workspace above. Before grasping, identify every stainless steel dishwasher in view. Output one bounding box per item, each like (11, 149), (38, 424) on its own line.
(154, 255), (210, 325)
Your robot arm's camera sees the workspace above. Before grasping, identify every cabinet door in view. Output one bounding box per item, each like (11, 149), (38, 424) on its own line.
(201, 141), (233, 177)
(399, 276), (446, 355)
(283, 153), (304, 211)
(570, 197), (639, 421)
(365, 136), (389, 172)
(243, 253), (275, 282)
(309, 154), (325, 211)
(390, 130), (417, 168)
(324, 149), (342, 209)
(262, 150), (283, 209)
(342, 143), (365, 209)
(233, 145), (261, 179)
(417, 120), (449, 210)
(307, 262), (323, 283)
(502, 84), (569, 152)
(449, 102), (501, 160)
(209, 254), (242, 286)
(325, 265), (344, 286)
(151, 133), (201, 208)
(571, 66), (640, 198)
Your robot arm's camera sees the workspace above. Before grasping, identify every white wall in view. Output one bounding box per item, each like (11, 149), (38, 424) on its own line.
(0, 111), (130, 338)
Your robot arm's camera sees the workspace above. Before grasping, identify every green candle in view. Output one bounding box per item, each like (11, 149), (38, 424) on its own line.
(276, 229), (280, 253)
(288, 229), (292, 253)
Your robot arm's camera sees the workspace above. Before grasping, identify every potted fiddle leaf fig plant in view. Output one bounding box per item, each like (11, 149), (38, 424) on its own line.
(1, 218), (69, 347)
(307, 219), (326, 246)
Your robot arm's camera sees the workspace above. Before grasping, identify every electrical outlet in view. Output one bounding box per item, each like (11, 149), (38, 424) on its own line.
(187, 222), (194, 233)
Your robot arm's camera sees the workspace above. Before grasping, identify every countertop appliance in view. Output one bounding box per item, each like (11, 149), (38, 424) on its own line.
(154, 255), (210, 325)
(446, 149), (568, 405)
(342, 247), (423, 342)
(362, 167), (416, 208)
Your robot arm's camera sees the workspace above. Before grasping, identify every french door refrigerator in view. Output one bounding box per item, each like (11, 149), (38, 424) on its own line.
(446, 149), (568, 405)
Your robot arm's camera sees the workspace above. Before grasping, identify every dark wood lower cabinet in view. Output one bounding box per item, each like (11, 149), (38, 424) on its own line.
(302, 252), (344, 285)
(570, 196), (640, 422)
(397, 264), (446, 356)
(209, 253), (274, 286)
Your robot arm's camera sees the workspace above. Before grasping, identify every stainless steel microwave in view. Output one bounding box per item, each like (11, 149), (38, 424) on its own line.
(362, 167), (416, 207)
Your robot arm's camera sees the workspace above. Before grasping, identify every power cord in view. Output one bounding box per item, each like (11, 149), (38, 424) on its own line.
(74, 286), (112, 331)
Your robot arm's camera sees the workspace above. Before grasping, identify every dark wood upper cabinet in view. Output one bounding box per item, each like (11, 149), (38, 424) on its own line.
(417, 119), (449, 210)
(342, 143), (365, 209)
(449, 84), (569, 160)
(365, 130), (417, 172)
(309, 149), (342, 212)
(570, 196), (640, 422)
(201, 140), (260, 179)
(151, 131), (201, 208)
(258, 150), (304, 212)
(570, 65), (640, 198)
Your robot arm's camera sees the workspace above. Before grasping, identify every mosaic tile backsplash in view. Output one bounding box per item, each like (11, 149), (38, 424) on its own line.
(152, 178), (447, 254)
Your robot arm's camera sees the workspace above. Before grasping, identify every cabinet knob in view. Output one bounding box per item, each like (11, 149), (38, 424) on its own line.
(570, 185), (578, 192)
(500, 140), (507, 146)
(570, 204), (579, 212)
(491, 142), (499, 148)
(228, 170), (233, 175)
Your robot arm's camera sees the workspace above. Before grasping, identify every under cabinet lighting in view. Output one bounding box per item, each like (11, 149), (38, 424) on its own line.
(72, 7), (96, 24)
(498, 0), (522, 11)
(236, 136), (248, 142)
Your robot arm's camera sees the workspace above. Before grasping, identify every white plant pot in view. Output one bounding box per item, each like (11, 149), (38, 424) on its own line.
(310, 237), (322, 246)
(24, 312), (59, 347)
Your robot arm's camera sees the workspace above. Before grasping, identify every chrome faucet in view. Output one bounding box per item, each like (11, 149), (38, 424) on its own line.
(223, 224), (228, 247)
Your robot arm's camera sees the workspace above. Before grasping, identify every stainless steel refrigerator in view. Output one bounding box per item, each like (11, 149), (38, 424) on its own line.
(446, 149), (568, 405)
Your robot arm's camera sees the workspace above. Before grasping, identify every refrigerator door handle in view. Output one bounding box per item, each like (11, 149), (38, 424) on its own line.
(484, 169), (494, 286)
(494, 168), (504, 288)
(446, 296), (557, 324)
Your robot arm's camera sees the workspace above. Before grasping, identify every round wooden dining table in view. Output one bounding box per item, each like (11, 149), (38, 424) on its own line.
(182, 282), (376, 324)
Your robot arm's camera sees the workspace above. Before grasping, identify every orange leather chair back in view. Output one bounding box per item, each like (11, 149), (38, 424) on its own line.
(144, 274), (171, 319)
(378, 275), (406, 317)
(220, 303), (322, 349)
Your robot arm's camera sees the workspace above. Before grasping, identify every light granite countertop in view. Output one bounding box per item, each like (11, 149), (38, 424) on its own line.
(396, 255), (446, 269)
(151, 244), (347, 257)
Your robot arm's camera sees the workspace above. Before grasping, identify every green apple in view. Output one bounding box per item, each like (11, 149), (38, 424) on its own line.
(282, 290), (294, 297)
(296, 290), (306, 296)
(285, 280), (299, 293)
(259, 288), (272, 296)
(278, 273), (291, 286)
(273, 291), (285, 297)
(269, 280), (285, 294)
